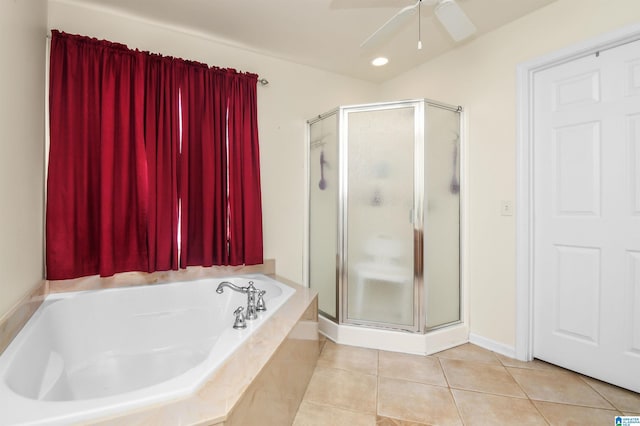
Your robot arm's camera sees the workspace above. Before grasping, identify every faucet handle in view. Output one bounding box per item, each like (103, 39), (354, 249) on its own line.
(256, 290), (267, 312)
(232, 306), (247, 329)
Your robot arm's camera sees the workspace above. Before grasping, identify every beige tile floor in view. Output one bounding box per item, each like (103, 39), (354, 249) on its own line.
(293, 340), (640, 425)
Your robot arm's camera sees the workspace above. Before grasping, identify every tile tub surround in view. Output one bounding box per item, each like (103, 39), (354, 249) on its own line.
(222, 300), (319, 426)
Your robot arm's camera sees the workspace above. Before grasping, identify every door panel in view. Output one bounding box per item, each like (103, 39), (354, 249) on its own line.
(553, 245), (600, 343)
(631, 114), (640, 214)
(553, 70), (600, 109)
(533, 39), (640, 392)
(629, 251), (640, 354)
(553, 122), (601, 215)
(625, 59), (640, 96)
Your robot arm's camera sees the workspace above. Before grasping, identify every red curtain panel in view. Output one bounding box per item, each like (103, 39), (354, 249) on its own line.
(177, 62), (229, 268)
(144, 55), (180, 272)
(227, 71), (263, 265)
(47, 31), (150, 279)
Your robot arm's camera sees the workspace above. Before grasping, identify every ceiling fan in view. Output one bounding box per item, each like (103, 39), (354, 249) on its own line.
(360, 0), (476, 50)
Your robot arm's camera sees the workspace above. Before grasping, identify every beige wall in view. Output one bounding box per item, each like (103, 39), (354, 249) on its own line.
(47, 0), (378, 290)
(380, 0), (640, 347)
(0, 1), (47, 318)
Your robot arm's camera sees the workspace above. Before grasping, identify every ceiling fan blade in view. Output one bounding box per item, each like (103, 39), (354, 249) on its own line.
(360, 0), (420, 49)
(434, 0), (476, 42)
(331, 0), (415, 9)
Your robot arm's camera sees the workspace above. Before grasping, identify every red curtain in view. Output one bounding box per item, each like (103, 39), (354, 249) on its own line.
(177, 63), (229, 267)
(144, 55), (180, 272)
(227, 71), (263, 265)
(47, 31), (263, 280)
(47, 31), (150, 279)
(178, 65), (264, 267)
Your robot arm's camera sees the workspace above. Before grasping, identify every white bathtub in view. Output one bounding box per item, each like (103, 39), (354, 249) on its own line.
(0, 274), (295, 425)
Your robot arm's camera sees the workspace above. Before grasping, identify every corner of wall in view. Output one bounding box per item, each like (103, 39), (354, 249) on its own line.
(468, 332), (516, 359)
(0, 0), (47, 318)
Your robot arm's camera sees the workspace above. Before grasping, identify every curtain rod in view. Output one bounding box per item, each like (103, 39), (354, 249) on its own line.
(46, 32), (269, 86)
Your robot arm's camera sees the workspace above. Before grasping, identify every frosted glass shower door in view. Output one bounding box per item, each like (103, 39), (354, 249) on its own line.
(424, 105), (461, 329)
(344, 103), (421, 330)
(309, 113), (339, 319)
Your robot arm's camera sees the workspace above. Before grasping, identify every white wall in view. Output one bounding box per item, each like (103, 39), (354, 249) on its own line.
(0, 1), (47, 318)
(47, 0), (378, 288)
(380, 0), (640, 347)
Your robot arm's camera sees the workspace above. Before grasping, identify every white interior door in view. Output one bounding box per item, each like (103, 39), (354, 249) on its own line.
(533, 39), (640, 392)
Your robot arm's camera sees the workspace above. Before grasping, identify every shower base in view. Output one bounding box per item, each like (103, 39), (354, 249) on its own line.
(318, 315), (468, 355)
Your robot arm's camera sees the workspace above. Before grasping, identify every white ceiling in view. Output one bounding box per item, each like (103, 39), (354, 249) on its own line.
(65, 0), (557, 83)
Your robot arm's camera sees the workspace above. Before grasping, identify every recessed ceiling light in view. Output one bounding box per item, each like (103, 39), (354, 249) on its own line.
(371, 57), (389, 67)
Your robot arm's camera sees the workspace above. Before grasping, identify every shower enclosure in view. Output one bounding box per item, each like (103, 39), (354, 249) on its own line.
(308, 99), (462, 335)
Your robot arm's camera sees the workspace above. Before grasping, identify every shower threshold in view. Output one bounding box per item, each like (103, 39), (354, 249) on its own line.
(318, 315), (468, 356)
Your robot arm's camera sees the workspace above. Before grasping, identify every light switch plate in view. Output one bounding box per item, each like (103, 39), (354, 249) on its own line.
(501, 200), (513, 216)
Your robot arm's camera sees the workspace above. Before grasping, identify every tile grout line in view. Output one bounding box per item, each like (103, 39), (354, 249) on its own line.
(298, 399), (378, 417)
(299, 340), (381, 422)
(500, 359), (626, 418)
(438, 352), (534, 400)
(448, 390), (466, 426)
(487, 351), (552, 424)
(524, 397), (629, 413)
(577, 375), (626, 414)
(499, 359), (552, 425)
(435, 355), (452, 389)
(377, 358), (459, 391)
(435, 356), (466, 425)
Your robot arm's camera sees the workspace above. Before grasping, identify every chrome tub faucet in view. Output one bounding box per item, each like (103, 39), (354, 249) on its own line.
(216, 280), (267, 323)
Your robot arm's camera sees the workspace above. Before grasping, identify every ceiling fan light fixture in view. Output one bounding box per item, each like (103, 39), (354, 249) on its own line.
(434, 0), (477, 42)
(371, 57), (389, 66)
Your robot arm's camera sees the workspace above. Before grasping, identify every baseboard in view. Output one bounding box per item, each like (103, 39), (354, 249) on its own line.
(469, 333), (516, 359)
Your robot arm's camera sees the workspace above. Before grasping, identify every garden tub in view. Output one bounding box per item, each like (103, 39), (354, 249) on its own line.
(0, 273), (295, 425)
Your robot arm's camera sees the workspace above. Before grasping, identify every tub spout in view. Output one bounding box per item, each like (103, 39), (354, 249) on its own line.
(216, 281), (246, 294)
